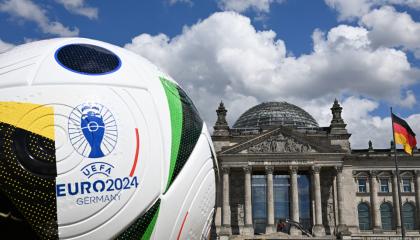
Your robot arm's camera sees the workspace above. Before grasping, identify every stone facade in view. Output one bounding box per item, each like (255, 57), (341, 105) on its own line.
(211, 100), (420, 240)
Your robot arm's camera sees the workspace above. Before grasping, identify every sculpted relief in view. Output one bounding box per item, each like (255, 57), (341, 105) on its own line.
(247, 134), (316, 153)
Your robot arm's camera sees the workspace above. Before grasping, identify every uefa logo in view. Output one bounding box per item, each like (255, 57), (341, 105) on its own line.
(68, 103), (118, 158)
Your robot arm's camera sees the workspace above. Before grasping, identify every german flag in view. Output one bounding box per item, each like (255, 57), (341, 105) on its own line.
(392, 113), (417, 155)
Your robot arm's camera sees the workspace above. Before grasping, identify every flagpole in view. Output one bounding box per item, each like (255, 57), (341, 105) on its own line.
(391, 107), (406, 239)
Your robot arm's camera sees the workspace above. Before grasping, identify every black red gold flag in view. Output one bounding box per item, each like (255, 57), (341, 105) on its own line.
(392, 113), (417, 155)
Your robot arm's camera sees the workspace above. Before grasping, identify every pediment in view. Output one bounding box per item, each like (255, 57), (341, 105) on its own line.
(221, 127), (322, 154)
(243, 133), (316, 153)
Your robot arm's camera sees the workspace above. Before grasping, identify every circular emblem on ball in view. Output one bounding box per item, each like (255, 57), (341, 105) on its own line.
(68, 103), (118, 158)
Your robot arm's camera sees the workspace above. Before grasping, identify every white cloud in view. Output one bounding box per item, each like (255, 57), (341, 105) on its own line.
(55, 0), (98, 19)
(361, 6), (420, 58)
(288, 96), (420, 149)
(124, 12), (420, 148)
(301, 25), (417, 106)
(217, 0), (284, 13)
(341, 97), (420, 149)
(325, 0), (371, 21)
(290, 97), (390, 149)
(125, 12), (286, 122)
(325, 0), (420, 20)
(326, 1), (420, 58)
(0, 39), (14, 53)
(341, 97), (390, 149)
(0, 0), (79, 37)
(389, 0), (420, 9)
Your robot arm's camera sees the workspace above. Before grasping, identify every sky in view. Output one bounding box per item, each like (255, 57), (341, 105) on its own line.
(0, 0), (420, 149)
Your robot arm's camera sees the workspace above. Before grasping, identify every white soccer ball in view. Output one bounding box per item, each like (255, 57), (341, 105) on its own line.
(0, 38), (217, 239)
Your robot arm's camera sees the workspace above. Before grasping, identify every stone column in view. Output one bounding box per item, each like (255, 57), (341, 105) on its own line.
(243, 166), (254, 235)
(221, 166), (232, 235)
(336, 166), (349, 235)
(370, 171), (382, 233)
(392, 171), (402, 232)
(312, 165), (325, 236)
(289, 166), (300, 236)
(266, 166), (275, 234)
(415, 171), (420, 231)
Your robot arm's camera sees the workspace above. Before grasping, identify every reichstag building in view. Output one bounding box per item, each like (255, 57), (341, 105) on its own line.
(211, 100), (420, 239)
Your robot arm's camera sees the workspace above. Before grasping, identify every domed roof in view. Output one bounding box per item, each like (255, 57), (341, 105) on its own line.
(233, 102), (318, 129)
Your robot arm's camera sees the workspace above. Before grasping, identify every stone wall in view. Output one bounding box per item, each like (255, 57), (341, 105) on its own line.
(342, 167), (358, 231)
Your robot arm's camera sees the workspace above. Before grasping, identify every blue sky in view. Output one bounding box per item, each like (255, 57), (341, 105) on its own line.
(0, 1), (343, 55)
(0, 1), (334, 49)
(0, 0), (420, 148)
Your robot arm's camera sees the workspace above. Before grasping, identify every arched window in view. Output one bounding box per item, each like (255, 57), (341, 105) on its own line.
(402, 203), (416, 230)
(358, 203), (371, 230)
(380, 203), (394, 230)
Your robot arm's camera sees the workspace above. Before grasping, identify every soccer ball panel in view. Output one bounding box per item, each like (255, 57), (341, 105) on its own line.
(154, 132), (215, 239)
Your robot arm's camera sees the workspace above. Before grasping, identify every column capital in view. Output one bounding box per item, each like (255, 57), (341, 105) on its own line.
(392, 170), (398, 177)
(335, 165), (343, 173)
(312, 165), (321, 174)
(243, 166), (252, 174)
(289, 166), (298, 174)
(415, 170), (420, 177)
(222, 166), (230, 174)
(265, 166), (274, 174)
(370, 170), (379, 178)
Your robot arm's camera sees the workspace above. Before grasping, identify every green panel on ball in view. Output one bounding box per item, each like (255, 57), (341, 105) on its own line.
(116, 199), (161, 240)
(160, 77), (203, 191)
(160, 77), (183, 191)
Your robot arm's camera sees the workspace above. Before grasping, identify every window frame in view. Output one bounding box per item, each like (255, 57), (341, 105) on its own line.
(358, 202), (372, 231)
(380, 178), (390, 193)
(402, 178), (412, 193)
(402, 202), (416, 230)
(380, 202), (394, 230)
(358, 178), (367, 193)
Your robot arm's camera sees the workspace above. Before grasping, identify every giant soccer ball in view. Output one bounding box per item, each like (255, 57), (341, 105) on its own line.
(0, 38), (218, 239)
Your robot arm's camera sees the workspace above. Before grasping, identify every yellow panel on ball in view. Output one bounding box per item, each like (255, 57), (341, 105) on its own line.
(0, 102), (55, 140)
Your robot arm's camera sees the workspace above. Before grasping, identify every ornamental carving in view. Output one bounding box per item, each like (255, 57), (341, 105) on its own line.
(370, 170), (379, 177)
(335, 166), (343, 173)
(265, 166), (274, 174)
(247, 134), (316, 153)
(289, 166), (298, 174)
(243, 166), (252, 174)
(221, 166), (230, 174)
(312, 165), (321, 174)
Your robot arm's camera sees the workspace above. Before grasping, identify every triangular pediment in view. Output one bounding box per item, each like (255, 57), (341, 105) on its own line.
(221, 127), (339, 154)
(242, 133), (316, 154)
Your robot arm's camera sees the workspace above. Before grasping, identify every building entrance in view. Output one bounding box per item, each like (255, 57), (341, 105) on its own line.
(252, 173), (312, 234)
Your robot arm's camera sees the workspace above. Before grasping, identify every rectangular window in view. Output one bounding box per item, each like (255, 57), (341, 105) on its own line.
(380, 179), (389, 193)
(252, 175), (267, 234)
(274, 175), (290, 233)
(403, 179), (412, 192)
(298, 174), (311, 231)
(358, 178), (367, 192)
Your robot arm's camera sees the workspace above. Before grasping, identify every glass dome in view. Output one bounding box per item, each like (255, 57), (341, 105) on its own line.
(233, 102), (318, 129)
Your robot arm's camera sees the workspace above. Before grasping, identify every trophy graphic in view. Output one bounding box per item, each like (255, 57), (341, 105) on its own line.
(68, 103), (118, 158)
(80, 106), (105, 158)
